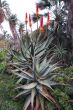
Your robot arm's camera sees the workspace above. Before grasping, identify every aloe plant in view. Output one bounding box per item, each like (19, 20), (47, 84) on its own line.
(8, 32), (61, 110)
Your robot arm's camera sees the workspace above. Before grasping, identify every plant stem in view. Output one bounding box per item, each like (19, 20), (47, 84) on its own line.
(37, 16), (38, 30)
(26, 24), (27, 32)
(0, 0), (2, 7)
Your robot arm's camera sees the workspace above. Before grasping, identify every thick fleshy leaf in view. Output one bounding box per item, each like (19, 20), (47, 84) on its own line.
(35, 36), (53, 54)
(35, 49), (46, 58)
(34, 96), (40, 110)
(31, 89), (36, 109)
(20, 37), (31, 59)
(37, 79), (53, 90)
(10, 64), (33, 78)
(39, 56), (56, 76)
(35, 38), (52, 57)
(39, 90), (60, 110)
(36, 85), (43, 92)
(16, 77), (23, 84)
(15, 82), (37, 90)
(35, 40), (46, 52)
(40, 62), (59, 77)
(46, 55), (55, 65)
(12, 50), (26, 62)
(39, 96), (44, 110)
(39, 58), (47, 71)
(35, 62), (40, 73)
(31, 43), (34, 57)
(36, 33), (42, 43)
(14, 90), (30, 99)
(20, 45), (31, 61)
(40, 72), (58, 80)
(23, 95), (31, 110)
(46, 37), (53, 49)
(35, 43), (46, 55)
(42, 66), (59, 77)
(21, 46), (31, 59)
(12, 71), (32, 80)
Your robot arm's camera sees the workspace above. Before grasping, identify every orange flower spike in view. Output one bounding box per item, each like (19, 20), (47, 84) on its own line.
(36, 3), (38, 16)
(47, 12), (50, 27)
(25, 12), (28, 24)
(40, 16), (44, 32)
(29, 14), (32, 27)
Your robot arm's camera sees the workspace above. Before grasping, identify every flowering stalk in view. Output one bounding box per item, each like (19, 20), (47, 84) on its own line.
(25, 12), (28, 23)
(29, 14), (32, 32)
(36, 3), (38, 16)
(25, 12), (28, 32)
(40, 16), (44, 32)
(36, 3), (39, 29)
(29, 14), (32, 27)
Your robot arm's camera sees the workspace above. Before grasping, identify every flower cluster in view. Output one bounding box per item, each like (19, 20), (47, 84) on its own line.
(25, 3), (50, 32)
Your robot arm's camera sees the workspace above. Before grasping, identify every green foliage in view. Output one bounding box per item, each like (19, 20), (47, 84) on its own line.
(53, 45), (67, 62)
(54, 66), (73, 97)
(0, 73), (24, 110)
(53, 89), (73, 110)
(0, 101), (19, 110)
(46, 102), (55, 110)
(0, 49), (7, 73)
(44, 88), (73, 110)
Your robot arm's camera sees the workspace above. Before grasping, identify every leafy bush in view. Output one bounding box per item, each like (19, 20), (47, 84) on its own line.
(0, 49), (7, 73)
(0, 73), (23, 110)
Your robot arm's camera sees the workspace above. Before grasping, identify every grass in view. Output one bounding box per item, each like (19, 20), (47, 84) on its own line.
(0, 73), (25, 110)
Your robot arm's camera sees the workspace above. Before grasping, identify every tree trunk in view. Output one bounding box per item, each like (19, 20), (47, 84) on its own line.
(65, 0), (73, 47)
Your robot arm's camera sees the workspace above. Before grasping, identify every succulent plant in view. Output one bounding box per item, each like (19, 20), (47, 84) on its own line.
(8, 32), (61, 110)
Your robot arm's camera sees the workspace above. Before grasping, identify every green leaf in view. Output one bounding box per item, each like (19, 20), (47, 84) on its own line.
(31, 89), (36, 109)
(16, 77), (23, 84)
(14, 90), (30, 99)
(13, 50), (26, 62)
(10, 64), (33, 78)
(39, 96), (44, 110)
(11, 70), (32, 80)
(23, 95), (31, 110)
(40, 62), (59, 77)
(31, 43), (34, 57)
(15, 82), (37, 90)
(39, 90), (60, 110)
(38, 79), (53, 90)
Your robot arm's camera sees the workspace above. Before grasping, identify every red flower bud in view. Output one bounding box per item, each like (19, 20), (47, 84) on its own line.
(36, 3), (38, 16)
(29, 14), (32, 27)
(40, 16), (44, 32)
(25, 12), (28, 24)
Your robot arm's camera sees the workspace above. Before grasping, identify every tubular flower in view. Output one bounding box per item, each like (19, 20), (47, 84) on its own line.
(36, 3), (38, 16)
(47, 12), (50, 27)
(29, 14), (32, 27)
(40, 16), (44, 32)
(25, 12), (28, 24)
